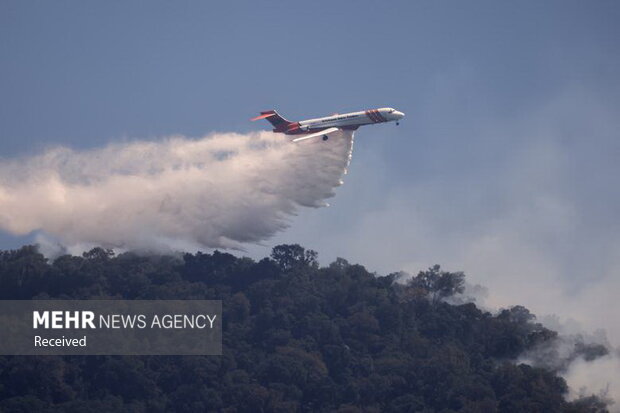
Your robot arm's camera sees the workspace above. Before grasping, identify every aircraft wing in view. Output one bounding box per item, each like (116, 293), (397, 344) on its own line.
(292, 127), (340, 143)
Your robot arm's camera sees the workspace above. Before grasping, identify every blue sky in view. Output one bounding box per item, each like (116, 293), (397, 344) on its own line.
(2, 1), (616, 154)
(2, 1), (620, 345)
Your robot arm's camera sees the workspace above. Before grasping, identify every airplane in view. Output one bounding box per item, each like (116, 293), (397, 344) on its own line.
(251, 107), (405, 142)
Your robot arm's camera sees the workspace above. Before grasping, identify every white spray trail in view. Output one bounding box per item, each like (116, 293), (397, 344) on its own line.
(0, 130), (354, 252)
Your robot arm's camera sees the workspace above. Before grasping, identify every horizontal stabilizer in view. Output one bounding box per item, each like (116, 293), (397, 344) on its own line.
(250, 113), (276, 121)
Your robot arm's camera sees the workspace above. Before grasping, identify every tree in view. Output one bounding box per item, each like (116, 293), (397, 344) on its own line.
(270, 244), (318, 271)
(409, 264), (465, 304)
(82, 247), (115, 261)
(498, 305), (536, 324)
(0, 245), (610, 412)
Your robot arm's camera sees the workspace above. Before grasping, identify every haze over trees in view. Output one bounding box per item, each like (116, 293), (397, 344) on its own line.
(0, 244), (611, 412)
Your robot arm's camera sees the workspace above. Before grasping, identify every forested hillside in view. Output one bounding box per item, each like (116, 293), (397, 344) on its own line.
(0, 245), (610, 412)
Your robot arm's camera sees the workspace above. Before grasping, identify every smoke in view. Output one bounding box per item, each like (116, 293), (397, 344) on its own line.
(519, 332), (619, 408)
(276, 78), (619, 406)
(564, 352), (620, 406)
(0, 130), (354, 254)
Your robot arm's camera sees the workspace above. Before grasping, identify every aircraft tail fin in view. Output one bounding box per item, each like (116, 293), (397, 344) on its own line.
(251, 110), (293, 132)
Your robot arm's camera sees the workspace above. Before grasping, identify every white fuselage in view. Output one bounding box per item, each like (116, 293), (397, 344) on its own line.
(298, 107), (404, 132)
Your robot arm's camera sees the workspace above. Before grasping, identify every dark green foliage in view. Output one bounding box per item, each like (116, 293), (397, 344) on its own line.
(408, 265), (465, 305)
(270, 244), (318, 271)
(0, 245), (609, 412)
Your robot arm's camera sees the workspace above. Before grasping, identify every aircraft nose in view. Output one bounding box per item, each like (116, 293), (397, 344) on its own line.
(394, 110), (405, 119)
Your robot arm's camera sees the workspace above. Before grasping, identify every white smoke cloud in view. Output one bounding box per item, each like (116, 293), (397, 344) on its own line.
(564, 352), (620, 407)
(0, 130), (354, 253)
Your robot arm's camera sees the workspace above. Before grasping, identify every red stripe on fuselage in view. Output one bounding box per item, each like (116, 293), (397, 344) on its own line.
(369, 110), (378, 123)
(366, 110), (379, 123)
(373, 109), (386, 122)
(285, 122), (301, 133)
(371, 110), (380, 122)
